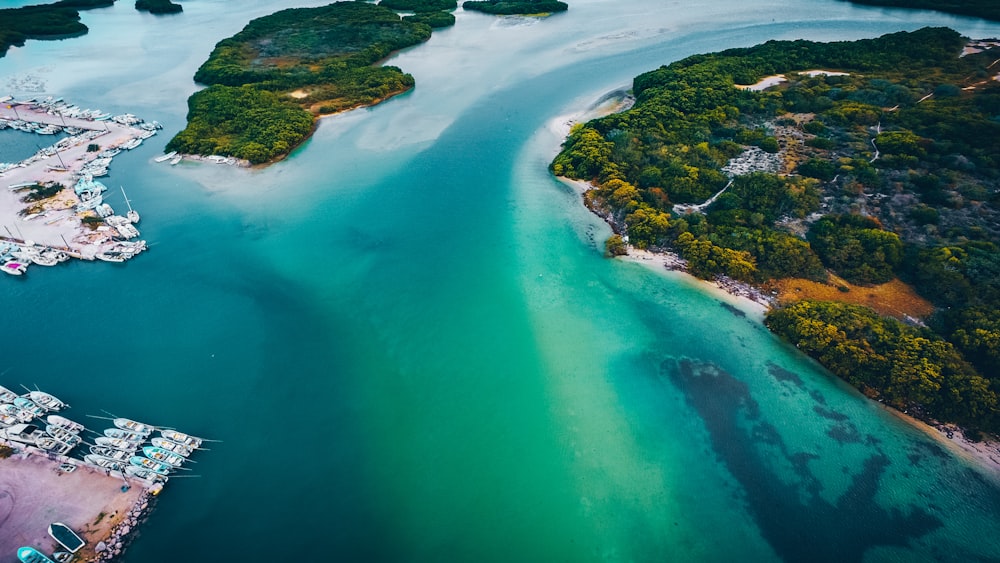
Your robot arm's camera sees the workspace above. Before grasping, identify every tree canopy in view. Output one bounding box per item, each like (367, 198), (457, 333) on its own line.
(0, 0), (114, 57)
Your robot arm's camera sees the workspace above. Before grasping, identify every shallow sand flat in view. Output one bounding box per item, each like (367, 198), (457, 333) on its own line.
(0, 450), (143, 558)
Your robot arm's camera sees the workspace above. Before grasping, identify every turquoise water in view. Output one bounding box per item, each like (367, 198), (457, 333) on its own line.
(3, 1), (1000, 561)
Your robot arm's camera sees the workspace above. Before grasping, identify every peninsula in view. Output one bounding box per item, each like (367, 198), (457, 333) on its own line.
(553, 28), (1000, 435)
(166, 2), (434, 165)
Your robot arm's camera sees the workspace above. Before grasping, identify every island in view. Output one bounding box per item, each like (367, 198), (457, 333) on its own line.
(552, 27), (1000, 435)
(462, 0), (568, 16)
(0, 0), (115, 58)
(843, 0), (1000, 22)
(166, 2), (435, 165)
(379, 0), (457, 29)
(135, 0), (182, 15)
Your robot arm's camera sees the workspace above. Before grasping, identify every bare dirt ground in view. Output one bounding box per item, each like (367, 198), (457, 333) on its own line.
(0, 449), (143, 561)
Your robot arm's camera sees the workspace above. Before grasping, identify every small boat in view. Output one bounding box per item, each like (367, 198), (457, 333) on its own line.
(17, 546), (55, 563)
(94, 436), (139, 452)
(48, 522), (85, 554)
(159, 429), (203, 449)
(0, 412), (18, 425)
(169, 154), (182, 165)
(13, 397), (45, 417)
(125, 465), (166, 482)
(120, 186), (140, 223)
(153, 151), (177, 163)
(84, 454), (123, 471)
(143, 446), (184, 467)
(2, 261), (27, 275)
(35, 436), (72, 455)
(151, 436), (193, 457)
(45, 425), (81, 447)
(0, 403), (32, 423)
(0, 385), (18, 403)
(129, 455), (171, 475)
(46, 415), (83, 433)
(90, 445), (130, 461)
(94, 252), (127, 263)
(29, 391), (65, 411)
(115, 417), (153, 436)
(28, 252), (58, 266)
(103, 427), (145, 442)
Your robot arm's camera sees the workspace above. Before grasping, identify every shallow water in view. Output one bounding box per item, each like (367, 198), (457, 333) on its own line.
(2, 1), (1000, 561)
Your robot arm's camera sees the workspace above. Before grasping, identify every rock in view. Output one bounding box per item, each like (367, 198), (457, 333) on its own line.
(120, 525), (130, 535)
(96, 541), (107, 552)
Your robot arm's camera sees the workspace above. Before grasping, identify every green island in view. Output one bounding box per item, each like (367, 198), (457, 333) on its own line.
(462, 0), (568, 16)
(552, 27), (1000, 434)
(843, 0), (1000, 22)
(135, 0), (182, 15)
(378, 0), (457, 29)
(0, 0), (114, 58)
(167, 1), (434, 164)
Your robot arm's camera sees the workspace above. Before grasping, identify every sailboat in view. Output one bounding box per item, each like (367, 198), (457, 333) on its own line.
(120, 185), (139, 224)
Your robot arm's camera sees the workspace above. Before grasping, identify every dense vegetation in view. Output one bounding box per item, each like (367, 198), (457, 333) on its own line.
(552, 27), (1000, 432)
(135, 0), (181, 14)
(380, 0), (456, 12)
(462, 0), (567, 15)
(843, 0), (1000, 22)
(168, 2), (433, 163)
(403, 11), (456, 28)
(767, 301), (997, 433)
(0, 0), (114, 57)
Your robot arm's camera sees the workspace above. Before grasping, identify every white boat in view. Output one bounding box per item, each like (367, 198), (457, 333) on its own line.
(94, 251), (127, 263)
(48, 522), (86, 554)
(90, 445), (130, 461)
(84, 454), (123, 471)
(0, 403), (32, 423)
(114, 417), (153, 436)
(121, 138), (142, 150)
(125, 464), (167, 482)
(28, 251), (59, 266)
(103, 427), (145, 442)
(159, 429), (203, 448)
(47, 414), (84, 433)
(150, 436), (193, 457)
(29, 390), (65, 411)
(120, 185), (139, 223)
(153, 151), (177, 163)
(94, 436), (138, 452)
(0, 412), (17, 425)
(36, 435), (73, 455)
(45, 425), (81, 446)
(2, 261), (27, 275)
(0, 385), (18, 403)
(169, 155), (182, 165)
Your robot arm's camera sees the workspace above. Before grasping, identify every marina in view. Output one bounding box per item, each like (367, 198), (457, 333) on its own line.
(0, 382), (209, 562)
(0, 97), (153, 276)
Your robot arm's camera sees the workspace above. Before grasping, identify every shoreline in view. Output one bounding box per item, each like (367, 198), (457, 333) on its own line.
(552, 89), (1000, 481)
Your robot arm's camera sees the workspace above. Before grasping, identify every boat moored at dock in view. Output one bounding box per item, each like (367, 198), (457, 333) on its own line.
(114, 417), (153, 436)
(17, 546), (55, 563)
(0, 385), (18, 403)
(28, 391), (65, 411)
(44, 425), (81, 447)
(13, 397), (45, 417)
(142, 446), (184, 467)
(150, 437), (192, 457)
(159, 429), (203, 449)
(103, 427), (145, 443)
(46, 415), (84, 433)
(84, 454), (124, 471)
(129, 456), (171, 475)
(94, 436), (139, 452)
